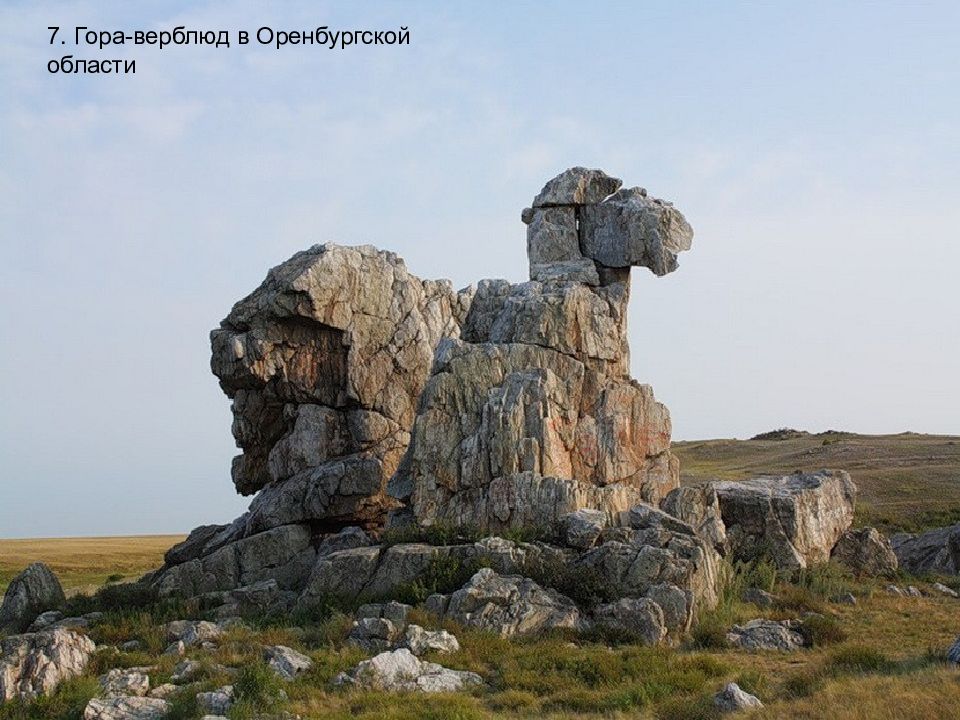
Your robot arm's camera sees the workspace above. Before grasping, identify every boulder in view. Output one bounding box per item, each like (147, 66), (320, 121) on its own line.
(579, 187), (694, 275)
(714, 682), (763, 712)
(574, 504), (723, 633)
(347, 617), (401, 653)
(0, 628), (96, 701)
(401, 625), (460, 655)
(560, 509), (607, 550)
(530, 167), (623, 207)
(713, 471), (857, 569)
(441, 568), (582, 637)
(890, 523), (960, 576)
(0, 563), (66, 633)
(726, 619), (804, 652)
(263, 645), (312, 680)
(165, 620), (223, 647)
(932, 582), (959, 598)
(27, 610), (65, 632)
(660, 485), (728, 555)
(333, 648), (482, 693)
(196, 686), (233, 716)
(592, 598), (666, 645)
(82, 697), (169, 720)
(170, 659), (203, 683)
(99, 668), (150, 698)
(947, 636), (960, 666)
(742, 588), (778, 608)
(211, 243), (469, 508)
(831, 527), (898, 576)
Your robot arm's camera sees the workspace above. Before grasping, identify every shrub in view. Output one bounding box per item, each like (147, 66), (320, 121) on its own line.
(232, 661), (287, 713)
(781, 669), (823, 698)
(733, 667), (769, 697)
(391, 554), (484, 605)
(0, 676), (99, 720)
(799, 613), (847, 647)
(689, 615), (730, 650)
(518, 554), (618, 608)
(828, 645), (896, 674)
(655, 693), (721, 720)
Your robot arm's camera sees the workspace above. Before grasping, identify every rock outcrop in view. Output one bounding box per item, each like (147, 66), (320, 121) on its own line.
(831, 527), (898, 577)
(0, 628), (96, 701)
(714, 471), (856, 569)
(0, 563), (66, 634)
(726, 619), (804, 652)
(890, 523), (960, 576)
(333, 648), (482, 693)
(392, 167), (690, 532)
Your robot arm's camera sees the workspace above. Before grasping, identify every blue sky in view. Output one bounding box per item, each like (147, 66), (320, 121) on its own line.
(1, 1), (958, 537)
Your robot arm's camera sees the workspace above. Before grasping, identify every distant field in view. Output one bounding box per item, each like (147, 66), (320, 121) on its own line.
(674, 431), (960, 534)
(0, 534), (184, 595)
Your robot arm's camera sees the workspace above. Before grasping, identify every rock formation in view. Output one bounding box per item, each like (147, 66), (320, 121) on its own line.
(713, 471), (856, 569)
(831, 527), (898, 577)
(391, 167), (691, 531)
(0, 563), (65, 634)
(891, 523), (960, 576)
(0, 628), (96, 701)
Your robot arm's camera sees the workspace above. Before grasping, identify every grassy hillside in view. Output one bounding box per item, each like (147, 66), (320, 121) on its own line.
(0, 535), (183, 595)
(673, 431), (960, 534)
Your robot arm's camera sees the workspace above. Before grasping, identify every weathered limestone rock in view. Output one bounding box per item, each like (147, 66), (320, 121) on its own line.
(831, 527), (898, 577)
(726, 619), (804, 652)
(397, 341), (677, 531)
(891, 523), (960, 576)
(947, 636), (960, 666)
(165, 620), (223, 647)
(742, 588), (778, 608)
(151, 524), (316, 598)
(212, 243), (469, 513)
(99, 668), (150, 698)
(714, 471), (856, 569)
(592, 598), (666, 645)
(27, 611), (65, 632)
(932, 582), (959, 598)
(264, 645), (312, 680)
(574, 504), (722, 633)
(401, 625), (460, 656)
(83, 697), (169, 720)
(560, 509), (607, 550)
(195, 686), (233, 716)
(661, 485), (728, 555)
(531, 167), (623, 207)
(441, 568), (582, 637)
(714, 682), (763, 712)
(0, 628), (96, 701)
(347, 617), (402, 653)
(393, 169), (689, 533)
(0, 563), (66, 633)
(579, 188), (694, 275)
(333, 648), (482, 692)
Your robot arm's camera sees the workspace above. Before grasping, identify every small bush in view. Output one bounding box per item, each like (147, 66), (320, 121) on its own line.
(233, 661), (288, 711)
(828, 645), (896, 674)
(799, 613), (847, 647)
(0, 676), (99, 720)
(391, 554), (484, 605)
(733, 667), (769, 697)
(655, 693), (721, 720)
(690, 615), (730, 650)
(518, 554), (618, 608)
(105, 573), (125, 583)
(781, 669), (824, 698)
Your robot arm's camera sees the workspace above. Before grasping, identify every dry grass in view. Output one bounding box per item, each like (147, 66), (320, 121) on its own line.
(673, 432), (960, 533)
(0, 535), (184, 595)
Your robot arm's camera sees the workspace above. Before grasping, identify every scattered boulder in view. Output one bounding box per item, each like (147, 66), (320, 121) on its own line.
(592, 598), (666, 645)
(196, 686), (233, 716)
(726, 619), (804, 652)
(891, 523), (960, 576)
(831, 527), (898, 576)
(932, 582), (959, 598)
(440, 568), (582, 637)
(0, 563), (66, 633)
(27, 610), (65, 632)
(333, 648), (482, 693)
(832, 592), (858, 606)
(170, 659), (203, 683)
(82, 697), (169, 720)
(0, 628), (96, 701)
(148, 683), (177, 700)
(165, 620), (223, 647)
(264, 645), (312, 680)
(885, 584), (905, 597)
(120, 640), (142, 652)
(99, 668), (150, 698)
(714, 682), (763, 712)
(906, 585), (923, 598)
(401, 625), (460, 656)
(714, 471), (857, 569)
(947, 636), (960, 666)
(742, 588), (778, 608)
(661, 485), (728, 555)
